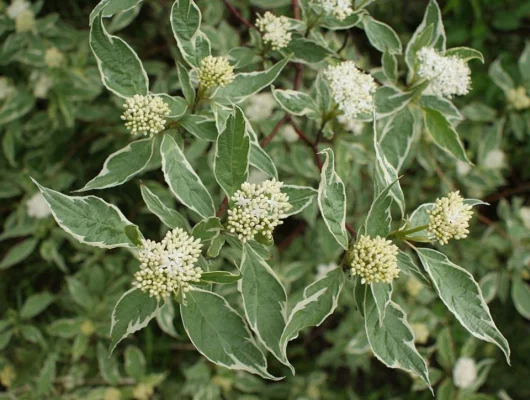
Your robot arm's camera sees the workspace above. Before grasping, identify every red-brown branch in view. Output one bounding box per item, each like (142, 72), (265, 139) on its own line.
(216, 197), (228, 217)
(278, 221), (306, 252)
(292, 0), (300, 19)
(260, 115), (290, 147)
(222, 0), (255, 30)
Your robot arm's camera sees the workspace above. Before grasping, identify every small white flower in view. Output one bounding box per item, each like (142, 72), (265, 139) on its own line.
(245, 92), (276, 121)
(507, 86), (530, 110)
(26, 192), (51, 219)
(411, 323), (429, 344)
(6, 0), (29, 19)
(316, 262), (337, 279)
(197, 56), (234, 89)
(406, 278), (423, 297)
(256, 12), (292, 50)
(314, 0), (353, 21)
(453, 357), (477, 389)
(121, 94), (170, 137)
(427, 191), (473, 245)
(227, 179), (292, 243)
(456, 160), (472, 176)
(519, 207), (530, 230)
(248, 169), (269, 185)
(280, 125), (298, 143)
(338, 114), (364, 135)
(33, 74), (52, 99)
(133, 228), (203, 299)
(324, 61), (376, 119)
(45, 47), (64, 68)
(350, 235), (399, 284)
(0, 77), (15, 100)
(483, 149), (505, 169)
(417, 47), (471, 99)
(15, 8), (34, 32)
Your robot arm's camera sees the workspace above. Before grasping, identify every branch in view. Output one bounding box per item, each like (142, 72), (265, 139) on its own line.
(260, 115), (290, 147)
(223, 0), (255, 30)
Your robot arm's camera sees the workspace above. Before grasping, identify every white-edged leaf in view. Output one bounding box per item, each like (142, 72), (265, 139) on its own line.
(109, 288), (160, 353)
(140, 185), (189, 230)
(156, 299), (180, 338)
(124, 345), (146, 380)
(0, 89), (35, 125)
(280, 267), (344, 363)
(283, 36), (333, 64)
(177, 63), (195, 104)
(20, 292), (55, 320)
(97, 342), (120, 384)
(239, 245), (289, 370)
(89, 0), (143, 25)
(371, 282), (393, 326)
(213, 106), (250, 197)
(415, 248), (510, 362)
(161, 135), (215, 218)
(33, 180), (134, 249)
(512, 276), (530, 320)
(489, 59), (514, 93)
(78, 138), (156, 191)
(250, 142), (278, 179)
(380, 106), (419, 171)
(179, 115), (218, 141)
(154, 94), (187, 118)
(419, 95), (462, 122)
(317, 148), (349, 249)
(363, 179), (398, 238)
(90, 13), (148, 98)
(272, 88), (319, 117)
(283, 185), (317, 217)
(181, 288), (281, 380)
(518, 41), (530, 88)
(0, 237), (38, 270)
(363, 15), (402, 55)
(320, 10), (363, 30)
(365, 290), (431, 389)
(445, 47), (484, 63)
(396, 250), (431, 287)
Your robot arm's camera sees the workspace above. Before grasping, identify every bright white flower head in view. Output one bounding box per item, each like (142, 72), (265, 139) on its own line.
(456, 160), (471, 176)
(315, 0), (353, 20)
(417, 47), (471, 99)
(484, 149), (506, 169)
(256, 12), (292, 50)
(15, 9), (34, 32)
(350, 235), (399, 284)
(453, 357), (477, 389)
(33, 74), (52, 99)
(0, 77), (15, 100)
(7, 0), (29, 19)
(227, 179), (292, 243)
(324, 62), (376, 119)
(121, 94), (170, 137)
(26, 192), (51, 219)
(427, 191), (473, 245)
(45, 47), (64, 68)
(134, 228), (203, 299)
(245, 92), (276, 121)
(280, 125), (298, 143)
(197, 56), (234, 89)
(411, 323), (429, 344)
(338, 114), (364, 135)
(507, 86), (530, 110)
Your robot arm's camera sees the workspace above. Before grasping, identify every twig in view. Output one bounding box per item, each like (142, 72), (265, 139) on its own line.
(337, 31), (349, 54)
(260, 115), (290, 147)
(476, 213), (512, 242)
(292, 0), (300, 20)
(222, 0), (255, 30)
(345, 223), (356, 238)
(216, 197), (228, 217)
(484, 181), (530, 203)
(290, 121), (323, 170)
(278, 221), (306, 252)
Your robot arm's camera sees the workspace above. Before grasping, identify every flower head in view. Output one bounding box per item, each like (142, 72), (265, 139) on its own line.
(15, 8), (34, 32)
(427, 191), (473, 245)
(7, 0), (29, 19)
(227, 179), (292, 243)
(411, 323), (429, 344)
(245, 92), (276, 121)
(121, 94), (170, 137)
(350, 235), (399, 284)
(314, 0), (353, 20)
(507, 86), (530, 110)
(26, 192), (51, 219)
(0, 77), (15, 100)
(198, 56), (234, 89)
(33, 73), (52, 99)
(134, 228), (203, 299)
(256, 12), (292, 50)
(453, 357), (477, 389)
(338, 114), (364, 135)
(0, 365), (16, 388)
(45, 47), (64, 68)
(417, 47), (471, 98)
(280, 125), (298, 143)
(324, 62), (376, 119)
(483, 149), (505, 169)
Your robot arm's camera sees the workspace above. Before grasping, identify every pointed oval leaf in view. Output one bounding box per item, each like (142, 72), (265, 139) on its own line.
(272, 88), (319, 117)
(283, 185), (317, 217)
(140, 185), (189, 230)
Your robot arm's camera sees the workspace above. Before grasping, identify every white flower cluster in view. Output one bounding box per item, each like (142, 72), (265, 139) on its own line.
(417, 47), (471, 99)
(32, 73), (52, 99)
(256, 12), (292, 50)
(0, 77), (15, 100)
(197, 56), (234, 89)
(245, 92), (276, 121)
(26, 192), (51, 219)
(324, 61), (376, 119)
(483, 149), (506, 169)
(411, 323), (429, 344)
(121, 94), (170, 137)
(15, 9), (35, 32)
(134, 228), (203, 299)
(315, 0), (353, 20)
(45, 47), (64, 68)
(227, 180), (292, 243)
(338, 114), (364, 135)
(507, 86), (530, 110)
(427, 191), (473, 245)
(453, 357), (477, 389)
(350, 235), (399, 284)
(6, 0), (29, 19)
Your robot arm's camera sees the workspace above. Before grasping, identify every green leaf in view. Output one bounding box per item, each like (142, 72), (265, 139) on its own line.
(36, 354), (57, 396)
(382, 51), (398, 82)
(33, 180), (134, 249)
(156, 299), (180, 338)
(239, 245), (289, 370)
(124, 224), (143, 247)
(89, 0), (143, 25)
(177, 62), (196, 104)
(179, 115), (218, 141)
(192, 217), (223, 241)
(140, 185), (189, 230)
(181, 288), (281, 380)
(489, 59), (514, 93)
(396, 250), (430, 287)
(280, 267), (344, 363)
(512, 276), (530, 320)
(283, 35), (333, 64)
(371, 282), (393, 326)
(364, 291), (431, 389)
(436, 327), (455, 370)
(0, 329), (13, 350)
(125, 345), (146, 380)
(0, 237), (38, 270)
(72, 334), (89, 362)
(161, 135), (215, 219)
(214, 106), (250, 197)
(154, 94), (188, 119)
(380, 106), (418, 171)
(66, 278), (94, 311)
(90, 13), (148, 98)
(0, 89), (35, 125)
(20, 325), (45, 346)
(424, 108), (471, 164)
(363, 15), (402, 55)
(200, 270), (242, 284)
(47, 319), (80, 338)
(317, 149), (349, 250)
(445, 47), (484, 63)
(283, 185), (317, 217)
(518, 41), (530, 88)
(363, 179), (398, 238)
(109, 288), (160, 353)
(272, 88), (319, 117)
(97, 342), (120, 385)
(373, 85), (419, 119)
(250, 142), (278, 179)
(415, 248), (510, 362)
(20, 292), (55, 320)
(320, 11), (363, 30)
(170, 0), (210, 67)
(419, 95), (462, 122)
(214, 58), (290, 104)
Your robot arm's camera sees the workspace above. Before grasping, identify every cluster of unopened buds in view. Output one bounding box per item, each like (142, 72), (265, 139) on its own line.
(197, 56), (234, 89)
(350, 235), (400, 284)
(427, 191), (473, 245)
(121, 94), (170, 137)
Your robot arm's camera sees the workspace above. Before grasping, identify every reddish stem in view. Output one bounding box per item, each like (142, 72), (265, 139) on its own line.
(278, 221), (306, 252)
(222, 0), (256, 30)
(216, 197), (228, 217)
(292, 0), (300, 20)
(260, 115), (290, 147)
